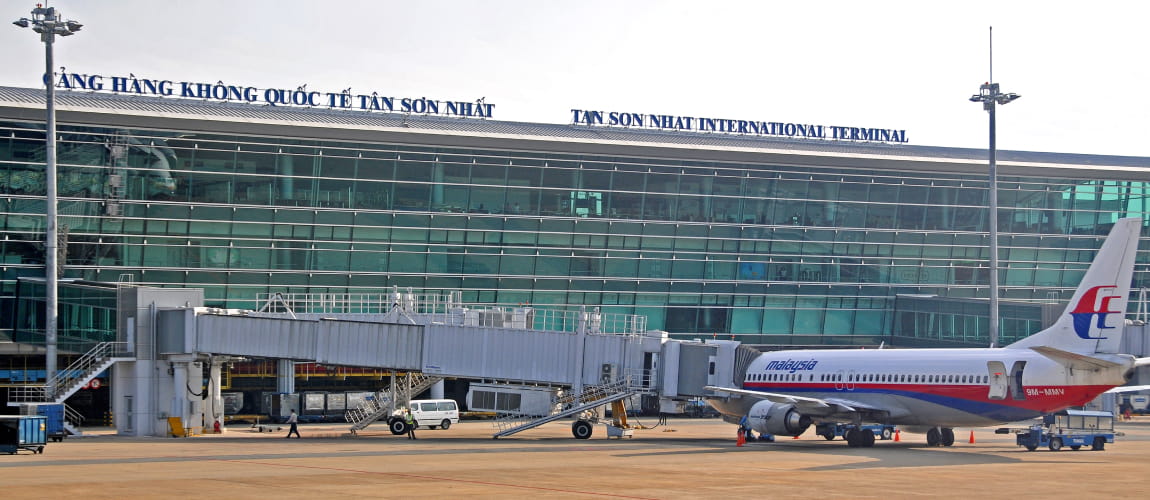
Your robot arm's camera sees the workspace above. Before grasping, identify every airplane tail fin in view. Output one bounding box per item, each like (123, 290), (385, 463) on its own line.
(1007, 218), (1142, 354)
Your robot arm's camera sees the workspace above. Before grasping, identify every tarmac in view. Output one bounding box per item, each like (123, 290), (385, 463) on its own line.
(2, 416), (1149, 499)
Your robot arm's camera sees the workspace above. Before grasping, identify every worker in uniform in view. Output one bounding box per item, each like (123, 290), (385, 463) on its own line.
(405, 408), (417, 440)
(286, 409), (300, 438)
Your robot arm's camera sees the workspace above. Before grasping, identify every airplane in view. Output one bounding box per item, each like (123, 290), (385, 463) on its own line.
(705, 217), (1150, 447)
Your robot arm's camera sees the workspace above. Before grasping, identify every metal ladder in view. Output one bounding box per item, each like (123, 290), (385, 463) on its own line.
(492, 380), (634, 439)
(346, 373), (443, 434)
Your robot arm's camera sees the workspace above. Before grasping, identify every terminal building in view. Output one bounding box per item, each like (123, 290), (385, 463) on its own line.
(2, 83), (1150, 419)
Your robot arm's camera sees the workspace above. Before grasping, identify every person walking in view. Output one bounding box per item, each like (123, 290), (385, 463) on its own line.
(404, 408), (417, 440)
(286, 409), (301, 438)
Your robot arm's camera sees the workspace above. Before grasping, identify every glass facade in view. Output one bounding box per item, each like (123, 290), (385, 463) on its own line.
(2, 118), (1149, 347)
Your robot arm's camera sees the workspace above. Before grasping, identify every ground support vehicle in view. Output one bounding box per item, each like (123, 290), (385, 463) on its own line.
(1014, 410), (1115, 452)
(387, 399), (460, 435)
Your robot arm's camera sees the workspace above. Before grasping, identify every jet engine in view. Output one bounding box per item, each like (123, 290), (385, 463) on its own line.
(746, 400), (812, 436)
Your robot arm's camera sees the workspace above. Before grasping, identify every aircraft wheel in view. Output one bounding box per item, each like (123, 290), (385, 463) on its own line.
(572, 420), (593, 440)
(1049, 437), (1063, 451)
(1092, 437), (1106, 451)
(861, 429), (876, 447)
(940, 428), (955, 446)
(389, 418), (407, 435)
(441, 419), (452, 430)
(926, 427), (941, 447)
(845, 429), (860, 448)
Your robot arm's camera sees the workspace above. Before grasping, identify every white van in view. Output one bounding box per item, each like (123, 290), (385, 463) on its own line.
(392, 399), (460, 431)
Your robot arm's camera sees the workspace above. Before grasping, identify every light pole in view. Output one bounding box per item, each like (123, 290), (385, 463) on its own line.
(13, 4), (82, 395)
(969, 29), (1020, 348)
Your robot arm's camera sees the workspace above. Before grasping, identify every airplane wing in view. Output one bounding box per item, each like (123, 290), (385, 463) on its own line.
(1105, 384), (1150, 394)
(1135, 358), (1150, 367)
(703, 385), (886, 418)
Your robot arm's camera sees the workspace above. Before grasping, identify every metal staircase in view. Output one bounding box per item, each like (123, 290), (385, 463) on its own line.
(8, 342), (134, 437)
(492, 379), (634, 439)
(346, 373), (444, 434)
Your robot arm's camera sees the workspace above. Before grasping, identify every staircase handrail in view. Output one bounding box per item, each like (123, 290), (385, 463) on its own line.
(63, 403), (86, 428)
(42, 341), (132, 400)
(8, 342), (134, 403)
(347, 374), (444, 432)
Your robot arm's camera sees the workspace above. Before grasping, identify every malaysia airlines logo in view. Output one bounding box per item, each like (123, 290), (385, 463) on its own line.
(1070, 285), (1122, 340)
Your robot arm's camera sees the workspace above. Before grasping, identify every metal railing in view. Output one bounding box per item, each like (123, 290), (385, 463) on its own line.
(492, 380), (636, 438)
(9, 341), (133, 403)
(346, 373), (443, 432)
(64, 403), (85, 428)
(553, 379), (631, 410)
(256, 289), (647, 335)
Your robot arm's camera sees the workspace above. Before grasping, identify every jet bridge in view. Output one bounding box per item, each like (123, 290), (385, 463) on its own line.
(101, 287), (745, 437)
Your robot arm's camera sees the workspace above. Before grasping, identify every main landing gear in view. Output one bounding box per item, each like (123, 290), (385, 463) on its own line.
(844, 428), (876, 448)
(925, 427), (956, 447)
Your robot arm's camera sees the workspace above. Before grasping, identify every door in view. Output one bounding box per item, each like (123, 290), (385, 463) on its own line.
(987, 361), (1008, 400)
(1010, 361), (1028, 400)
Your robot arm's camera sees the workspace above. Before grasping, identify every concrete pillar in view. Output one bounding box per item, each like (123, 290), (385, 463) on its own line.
(189, 361), (204, 432)
(208, 361), (224, 433)
(171, 361), (188, 430)
(277, 359), (295, 394)
(429, 379), (445, 400)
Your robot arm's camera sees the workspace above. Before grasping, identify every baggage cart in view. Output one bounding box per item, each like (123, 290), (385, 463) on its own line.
(0, 415), (48, 454)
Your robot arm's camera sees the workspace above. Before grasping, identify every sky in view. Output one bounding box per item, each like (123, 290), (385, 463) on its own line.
(2, 0), (1148, 157)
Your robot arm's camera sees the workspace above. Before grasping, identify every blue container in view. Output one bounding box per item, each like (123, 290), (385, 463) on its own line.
(0, 415), (48, 454)
(36, 404), (66, 440)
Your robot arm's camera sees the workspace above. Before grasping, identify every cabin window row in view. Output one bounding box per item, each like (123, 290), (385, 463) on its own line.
(749, 372), (991, 384)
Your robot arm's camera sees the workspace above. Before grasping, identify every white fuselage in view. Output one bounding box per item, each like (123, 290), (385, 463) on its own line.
(708, 347), (1133, 428)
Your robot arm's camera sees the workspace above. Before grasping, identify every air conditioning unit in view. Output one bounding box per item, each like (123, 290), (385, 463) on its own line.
(600, 363), (617, 384)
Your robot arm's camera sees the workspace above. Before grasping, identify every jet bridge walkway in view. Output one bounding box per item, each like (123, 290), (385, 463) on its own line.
(107, 286), (738, 438)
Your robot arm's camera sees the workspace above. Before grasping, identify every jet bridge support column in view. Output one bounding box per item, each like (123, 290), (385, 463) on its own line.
(573, 308), (588, 397)
(206, 359), (225, 433)
(277, 359), (295, 394)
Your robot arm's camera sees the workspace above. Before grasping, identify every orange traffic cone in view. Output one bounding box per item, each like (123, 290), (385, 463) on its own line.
(736, 430), (746, 447)
(894, 429), (901, 442)
(793, 433), (800, 439)
(968, 430), (976, 444)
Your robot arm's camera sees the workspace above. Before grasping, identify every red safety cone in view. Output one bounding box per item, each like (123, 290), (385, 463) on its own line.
(736, 431), (746, 447)
(894, 429), (901, 442)
(969, 430), (976, 444)
(793, 433), (800, 439)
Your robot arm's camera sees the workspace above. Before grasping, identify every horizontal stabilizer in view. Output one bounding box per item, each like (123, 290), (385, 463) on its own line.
(1135, 357), (1150, 367)
(1030, 346), (1123, 370)
(1106, 384), (1150, 394)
